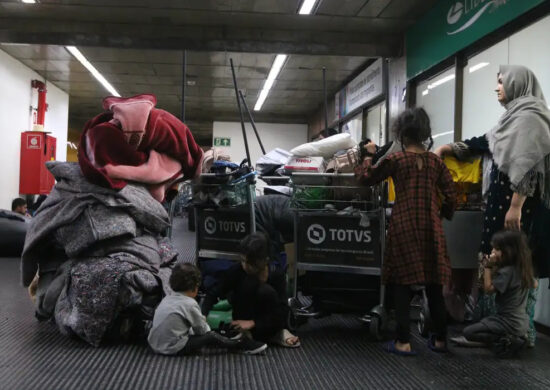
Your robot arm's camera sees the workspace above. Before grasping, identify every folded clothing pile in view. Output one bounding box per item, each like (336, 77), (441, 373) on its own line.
(21, 162), (178, 346)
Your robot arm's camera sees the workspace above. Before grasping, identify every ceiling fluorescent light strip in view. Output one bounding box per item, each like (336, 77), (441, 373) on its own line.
(21, 0), (37, 3)
(254, 54), (287, 111)
(65, 46), (120, 97)
(255, 1), (314, 111)
(469, 62), (490, 73)
(299, 0), (317, 15)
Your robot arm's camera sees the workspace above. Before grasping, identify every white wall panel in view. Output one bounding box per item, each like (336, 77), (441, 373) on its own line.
(0, 49), (69, 210)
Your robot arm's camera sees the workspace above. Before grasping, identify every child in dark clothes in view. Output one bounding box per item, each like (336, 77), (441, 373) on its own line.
(454, 230), (536, 358)
(220, 232), (300, 348)
(148, 262), (267, 355)
(356, 108), (457, 355)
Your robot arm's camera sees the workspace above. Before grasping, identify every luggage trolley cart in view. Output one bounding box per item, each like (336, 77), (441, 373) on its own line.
(288, 172), (388, 338)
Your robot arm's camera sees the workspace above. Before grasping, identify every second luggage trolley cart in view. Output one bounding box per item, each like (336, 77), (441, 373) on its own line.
(193, 174), (256, 261)
(288, 172), (388, 338)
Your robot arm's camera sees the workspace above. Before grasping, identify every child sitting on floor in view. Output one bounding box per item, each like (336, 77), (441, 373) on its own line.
(148, 262), (267, 355)
(218, 232), (300, 348)
(454, 230), (536, 358)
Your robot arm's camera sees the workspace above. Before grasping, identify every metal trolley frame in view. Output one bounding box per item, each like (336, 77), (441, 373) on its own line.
(288, 172), (388, 338)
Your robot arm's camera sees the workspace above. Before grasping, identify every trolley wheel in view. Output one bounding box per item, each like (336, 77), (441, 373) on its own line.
(369, 315), (384, 340)
(417, 304), (432, 338)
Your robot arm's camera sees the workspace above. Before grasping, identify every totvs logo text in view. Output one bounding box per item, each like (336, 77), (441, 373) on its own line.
(307, 224), (372, 245)
(204, 216), (245, 235)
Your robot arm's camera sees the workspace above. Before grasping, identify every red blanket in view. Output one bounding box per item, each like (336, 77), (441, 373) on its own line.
(78, 94), (203, 201)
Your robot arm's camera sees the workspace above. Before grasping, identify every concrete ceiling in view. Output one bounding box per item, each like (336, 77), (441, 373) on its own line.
(0, 0), (437, 145)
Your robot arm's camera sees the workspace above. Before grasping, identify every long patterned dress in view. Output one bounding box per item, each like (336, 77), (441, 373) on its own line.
(358, 151), (456, 286)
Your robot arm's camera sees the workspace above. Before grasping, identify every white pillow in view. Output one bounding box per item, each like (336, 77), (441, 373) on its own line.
(290, 133), (357, 158)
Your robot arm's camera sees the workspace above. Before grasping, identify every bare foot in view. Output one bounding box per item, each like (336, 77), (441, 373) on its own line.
(395, 341), (412, 352)
(286, 336), (300, 346)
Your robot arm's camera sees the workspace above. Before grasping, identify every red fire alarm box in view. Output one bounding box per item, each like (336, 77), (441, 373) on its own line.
(19, 131), (56, 194)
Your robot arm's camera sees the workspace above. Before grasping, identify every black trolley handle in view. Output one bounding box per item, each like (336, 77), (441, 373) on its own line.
(239, 90), (266, 155)
(229, 58), (252, 168)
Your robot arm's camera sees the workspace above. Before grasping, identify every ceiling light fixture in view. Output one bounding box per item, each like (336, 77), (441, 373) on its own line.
(65, 46), (120, 97)
(254, 1), (315, 111)
(469, 62), (490, 73)
(298, 0), (317, 15)
(21, 0), (37, 3)
(254, 54), (287, 111)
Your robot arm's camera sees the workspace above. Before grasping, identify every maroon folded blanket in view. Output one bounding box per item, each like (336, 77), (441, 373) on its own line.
(78, 94), (203, 201)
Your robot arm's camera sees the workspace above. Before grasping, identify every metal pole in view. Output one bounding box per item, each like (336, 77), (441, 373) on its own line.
(229, 58), (252, 167)
(239, 90), (266, 155)
(323, 67), (328, 136)
(181, 50), (186, 122)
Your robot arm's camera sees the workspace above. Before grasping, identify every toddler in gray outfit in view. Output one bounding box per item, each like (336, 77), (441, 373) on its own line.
(148, 262), (267, 355)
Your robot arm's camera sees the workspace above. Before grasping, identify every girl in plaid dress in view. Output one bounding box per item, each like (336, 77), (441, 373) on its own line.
(356, 108), (457, 355)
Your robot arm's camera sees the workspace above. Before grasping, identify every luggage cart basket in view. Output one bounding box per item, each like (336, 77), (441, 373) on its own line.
(288, 172), (387, 338)
(193, 174), (256, 262)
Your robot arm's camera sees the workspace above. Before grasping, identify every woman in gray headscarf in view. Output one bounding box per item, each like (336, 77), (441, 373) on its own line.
(436, 65), (550, 347)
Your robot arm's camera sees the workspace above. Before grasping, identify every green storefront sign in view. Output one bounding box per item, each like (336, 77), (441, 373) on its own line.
(406, 0), (546, 79)
(213, 137), (231, 147)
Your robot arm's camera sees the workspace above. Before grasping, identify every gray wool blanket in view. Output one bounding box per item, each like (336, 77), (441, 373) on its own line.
(22, 162), (178, 346)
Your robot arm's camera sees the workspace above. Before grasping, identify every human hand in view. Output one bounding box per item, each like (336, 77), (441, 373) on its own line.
(231, 320), (255, 331)
(504, 205), (521, 231)
(434, 144), (452, 158)
(488, 252), (499, 266)
(364, 142), (377, 154)
(482, 254), (492, 268)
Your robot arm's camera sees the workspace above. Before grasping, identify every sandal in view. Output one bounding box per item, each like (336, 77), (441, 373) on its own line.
(383, 341), (417, 356)
(270, 329), (301, 348)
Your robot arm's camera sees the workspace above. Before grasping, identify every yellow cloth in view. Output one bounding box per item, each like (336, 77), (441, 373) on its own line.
(444, 156), (481, 183)
(387, 177), (396, 203)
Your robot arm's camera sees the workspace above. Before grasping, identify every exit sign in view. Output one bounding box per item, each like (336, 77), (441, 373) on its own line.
(213, 137), (231, 147)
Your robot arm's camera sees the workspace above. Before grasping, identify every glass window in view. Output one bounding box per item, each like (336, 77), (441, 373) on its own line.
(342, 113), (363, 144)
(509, 14), (550, 109)
(366, 102), (385, 145)
(415, 67), (455, 150)
(462, 40), (508, 141)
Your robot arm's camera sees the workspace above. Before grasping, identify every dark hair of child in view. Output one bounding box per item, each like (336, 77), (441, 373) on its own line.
(393, 107), (433, 151)
(239, 232), (270, 275)
(11, 197), (26, 211)
(490, 230), (535, 289)
(169, 262), (202, 292)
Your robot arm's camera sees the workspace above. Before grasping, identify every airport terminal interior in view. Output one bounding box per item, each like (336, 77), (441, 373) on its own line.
(2, 0), (550, 389)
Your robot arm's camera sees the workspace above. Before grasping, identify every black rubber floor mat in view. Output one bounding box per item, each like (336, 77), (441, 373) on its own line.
(3, 223), (550, 389)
